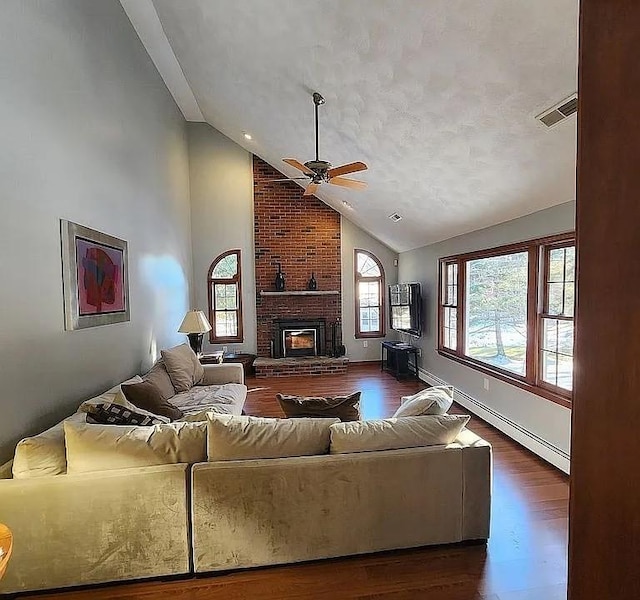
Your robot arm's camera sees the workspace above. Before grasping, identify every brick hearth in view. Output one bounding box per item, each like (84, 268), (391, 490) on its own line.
(254, 356), (349, 378)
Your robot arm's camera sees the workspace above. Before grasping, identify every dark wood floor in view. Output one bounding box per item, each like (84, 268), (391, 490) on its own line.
(27, 363), (569, 600)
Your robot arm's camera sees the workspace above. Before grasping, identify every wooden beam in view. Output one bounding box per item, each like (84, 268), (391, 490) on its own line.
(569, 1), (640, 598)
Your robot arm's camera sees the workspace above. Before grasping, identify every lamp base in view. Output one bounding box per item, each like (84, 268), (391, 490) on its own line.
(187, 333), (204, 356)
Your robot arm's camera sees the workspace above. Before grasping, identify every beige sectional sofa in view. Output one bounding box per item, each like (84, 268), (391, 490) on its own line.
(0, 373), (492, 595)
(192, 428), (491, 574)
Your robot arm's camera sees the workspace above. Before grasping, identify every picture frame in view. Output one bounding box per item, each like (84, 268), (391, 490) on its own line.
(61, 220), (130, 330)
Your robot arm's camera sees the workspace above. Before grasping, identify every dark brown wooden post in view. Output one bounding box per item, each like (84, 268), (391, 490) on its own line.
(570, 1), (640, 598)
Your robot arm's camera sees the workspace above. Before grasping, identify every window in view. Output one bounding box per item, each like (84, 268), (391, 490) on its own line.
(540, 243), (575, 392)
(208, 250), (243, 343)
(438, 234), (575, 406)
(355, 250), (385, 338)
(441, 261), (458, 351)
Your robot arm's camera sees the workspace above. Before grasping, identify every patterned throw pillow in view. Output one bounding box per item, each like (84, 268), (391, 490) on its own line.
(85, 403), (165, 426)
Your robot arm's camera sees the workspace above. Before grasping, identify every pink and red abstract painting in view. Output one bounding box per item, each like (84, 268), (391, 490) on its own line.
(62, 220), (129, 330)
(75, 238), (125, 315)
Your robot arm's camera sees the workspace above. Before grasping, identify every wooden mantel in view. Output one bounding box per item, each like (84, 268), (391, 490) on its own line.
(259, 290), (340, 297)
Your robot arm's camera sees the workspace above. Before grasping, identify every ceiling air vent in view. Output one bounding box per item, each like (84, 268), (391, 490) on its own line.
(388, 213), (403, 222)
(537, 94), (578, 128)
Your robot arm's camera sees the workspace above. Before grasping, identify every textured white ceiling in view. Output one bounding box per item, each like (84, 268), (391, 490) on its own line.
(147, 0), (578, 252)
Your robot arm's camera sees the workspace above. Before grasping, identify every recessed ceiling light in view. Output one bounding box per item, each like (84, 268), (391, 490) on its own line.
(342, 200), (353, 209)
(243, 133), (252, 140)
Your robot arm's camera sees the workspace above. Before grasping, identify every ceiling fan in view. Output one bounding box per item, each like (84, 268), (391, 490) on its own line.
(274, 92), (368, 197)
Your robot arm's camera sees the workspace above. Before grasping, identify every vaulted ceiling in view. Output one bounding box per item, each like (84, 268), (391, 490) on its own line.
(121, 0), (578, 252)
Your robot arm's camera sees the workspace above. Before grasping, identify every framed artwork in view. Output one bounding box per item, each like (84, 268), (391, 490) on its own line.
(61, 220), (130, 330)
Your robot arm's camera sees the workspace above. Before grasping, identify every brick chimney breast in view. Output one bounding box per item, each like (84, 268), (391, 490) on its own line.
(253, 157), (342, 358)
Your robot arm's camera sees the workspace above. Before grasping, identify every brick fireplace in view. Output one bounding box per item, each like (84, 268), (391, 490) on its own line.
(253, 157), (343, 370)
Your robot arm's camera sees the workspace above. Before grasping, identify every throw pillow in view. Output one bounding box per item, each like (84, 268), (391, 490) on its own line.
(276, 392), (361, 421)
(143, 360), (176, 400)
(161, 344), (203, 392)
(329, 414), (470, 455)
(64, 420), (207, 474)
(207, 414), (339, 461)
(393, 386), (454, 418)
(121, 380), (184, 421)
(193, 352), (205, 385)
(85, 403), (167, 426)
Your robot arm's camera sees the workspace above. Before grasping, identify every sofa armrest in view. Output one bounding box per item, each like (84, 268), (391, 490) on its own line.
(200, 363), (244, 385)
(449, 428), (492, 541)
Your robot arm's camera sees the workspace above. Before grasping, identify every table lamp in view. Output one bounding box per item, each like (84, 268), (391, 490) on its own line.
(178, 310), (212, 356)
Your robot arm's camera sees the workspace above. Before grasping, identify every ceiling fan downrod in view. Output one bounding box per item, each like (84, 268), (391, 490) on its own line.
(313, 92), (325, 163)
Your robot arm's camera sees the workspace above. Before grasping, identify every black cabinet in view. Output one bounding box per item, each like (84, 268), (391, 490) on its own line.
(381, 341), (419, 380)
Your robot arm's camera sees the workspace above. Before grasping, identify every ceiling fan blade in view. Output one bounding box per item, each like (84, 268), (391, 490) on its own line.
(283, 158), (315, 175)
(328, 176), (367, 190)
(327, 161), (368, 179)
(303, 182), (320, 197)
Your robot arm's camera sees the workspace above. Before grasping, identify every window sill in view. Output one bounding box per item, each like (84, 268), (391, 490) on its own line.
(209, 337), (244, 344)
(355, 332), (386, 340)
(437, 349), (572, 409)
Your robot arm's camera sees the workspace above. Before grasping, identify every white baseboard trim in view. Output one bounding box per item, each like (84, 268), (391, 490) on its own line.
(419, 368), (570, 474)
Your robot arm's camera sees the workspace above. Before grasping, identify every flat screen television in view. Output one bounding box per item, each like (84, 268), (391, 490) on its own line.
(389, 283), (422, 337)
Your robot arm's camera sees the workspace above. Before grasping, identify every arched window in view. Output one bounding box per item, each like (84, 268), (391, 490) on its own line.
(208, 249), (243, 343)
(355, 249), (385, 338)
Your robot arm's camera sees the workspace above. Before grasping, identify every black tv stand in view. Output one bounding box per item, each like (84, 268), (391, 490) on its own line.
(381, 341), (420, 381)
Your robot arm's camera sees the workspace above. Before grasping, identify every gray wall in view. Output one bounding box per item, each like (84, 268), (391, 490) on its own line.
(399, 201), (575, 470)
(341, 218), (399, 361)
(187, 123), (257, 354)
(0, 0), (192, 462)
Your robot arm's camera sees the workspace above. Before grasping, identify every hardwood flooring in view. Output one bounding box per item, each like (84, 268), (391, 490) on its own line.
(27, 363), (569, 600)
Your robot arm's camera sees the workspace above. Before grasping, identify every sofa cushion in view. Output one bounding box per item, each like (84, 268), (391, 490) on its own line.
(64, 420), (207, 474)
(143, 360), (176, 400)
(12, 413), (87, 479)
(173, 383), (247, 421)
(161, 344), (204, 392)
(329, 415), (470, 455)
(122, 380), (184, 421)
(276, 392), (361, 422)
(393, 386), (454, 418)
(207, 415), (339, 461)
(85, 403), (168, 426)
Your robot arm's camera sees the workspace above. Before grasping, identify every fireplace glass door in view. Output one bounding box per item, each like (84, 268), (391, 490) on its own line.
(283, 329), (317, 357)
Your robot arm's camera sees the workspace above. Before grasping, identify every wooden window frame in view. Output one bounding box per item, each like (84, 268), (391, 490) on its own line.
(538, 240), (575, 396)
(439, 260), (459, 351)
(437, 233), (574, 408)
(354, 249), (386, 339)
(207, 249), (243, 344)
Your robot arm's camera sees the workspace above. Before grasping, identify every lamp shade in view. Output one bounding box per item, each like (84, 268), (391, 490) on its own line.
(178, 310), (212, 334)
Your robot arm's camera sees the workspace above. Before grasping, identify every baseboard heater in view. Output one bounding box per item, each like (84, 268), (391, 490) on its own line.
(419, 368), (570, 474)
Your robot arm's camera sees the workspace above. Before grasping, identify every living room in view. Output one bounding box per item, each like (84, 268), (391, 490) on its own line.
(1, 1), (638, 599)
